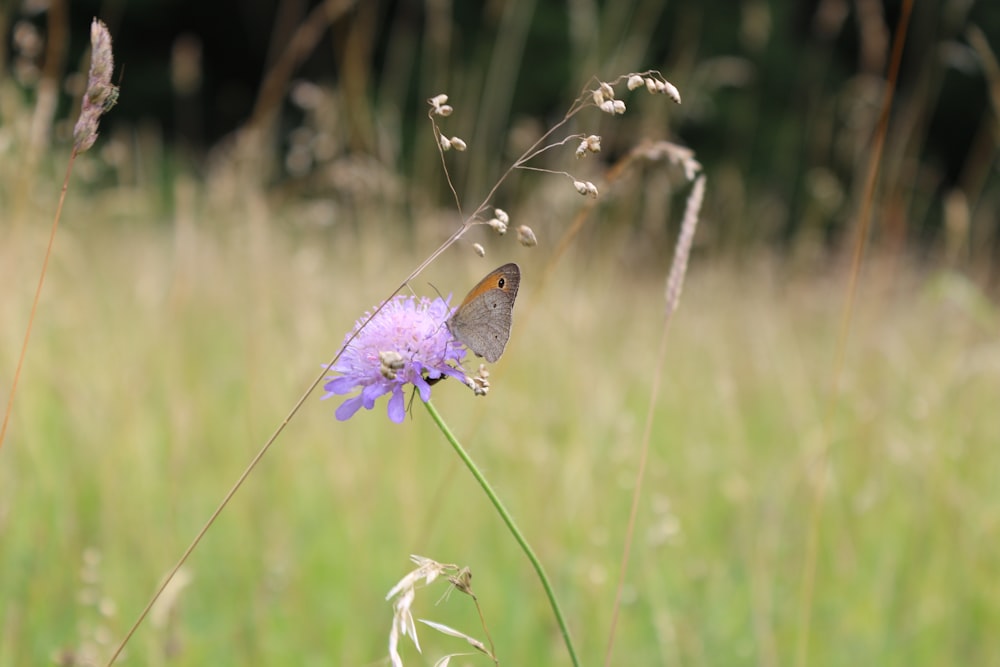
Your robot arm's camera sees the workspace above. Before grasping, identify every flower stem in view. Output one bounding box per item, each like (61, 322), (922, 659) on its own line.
(423, 400), (580, 667)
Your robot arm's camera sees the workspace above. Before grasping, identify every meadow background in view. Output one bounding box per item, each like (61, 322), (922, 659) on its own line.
(2, 1), (1000, 665)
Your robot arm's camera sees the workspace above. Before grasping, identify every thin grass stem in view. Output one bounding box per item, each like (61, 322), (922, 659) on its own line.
(0, 150), (77, 452)
(423, 400), (580, 667)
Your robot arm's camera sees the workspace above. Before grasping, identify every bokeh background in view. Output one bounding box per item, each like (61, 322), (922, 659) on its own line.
(2, 0), (999, 665)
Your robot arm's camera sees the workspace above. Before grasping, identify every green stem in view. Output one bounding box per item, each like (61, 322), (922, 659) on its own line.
(424, 400), (580, 667)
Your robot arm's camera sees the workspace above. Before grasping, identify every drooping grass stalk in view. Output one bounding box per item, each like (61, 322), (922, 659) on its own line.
(0, 19), (118, 453)
(423, 400), (580, 667)
(602, 174), (704, 665)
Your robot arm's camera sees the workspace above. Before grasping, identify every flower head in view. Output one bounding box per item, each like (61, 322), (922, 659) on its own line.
(323, 295), (467, 423)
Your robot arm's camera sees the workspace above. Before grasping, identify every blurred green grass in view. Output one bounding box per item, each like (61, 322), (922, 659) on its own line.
(2, 204), (998, 665)
(3, 1), (998, 663)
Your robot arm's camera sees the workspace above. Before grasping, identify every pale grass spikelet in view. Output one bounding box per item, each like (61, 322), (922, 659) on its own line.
(73, 18), (118, 153)
(440, 135), (466, 151)
(472, 242), (486, 257)
(466, 364), (490, 396)
(575, 134), (602, 158)
(638, 73), (681, 104)
(627, 74), (645, 90)
(386, 556), (460, 667)
(419, 620), (489, 654)
(429, 94), (453, 117)
(488, 208), (510, 233)
(516, 225), (537, 247)
(487, 217), (507, 235)
(594, 81), (627, 114)
(665, 174), (705, 316)
(448, 567), (474, 597)
(573, 180), (598, 198)
(593, 81), (617, 106)
(635, 140), (702, 183)
(660, 79), (681, 104)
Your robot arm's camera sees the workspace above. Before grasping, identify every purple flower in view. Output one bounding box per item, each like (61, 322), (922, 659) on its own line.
(322, 295), (467, 423)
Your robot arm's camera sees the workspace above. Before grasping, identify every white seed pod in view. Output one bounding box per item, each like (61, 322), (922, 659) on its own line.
(472, 242), (486, 257)
(494, 208), (509, 224)
(440, 135), (452, 151)
(627, 74), (644, 90)
(599, 81), (615, 99)
(612, 99), (626, 114)
(574, 180), (589, 196)
(429, 93), (449, 107)
(488, 218), (507, 235)
(599, 100), (616, 114)
(661, 80), (681, 104)
(435, 104), (453, 117)
(592, 88), (606, 105)
(516, 225), (537, 247)
(449, 136), (467, 151)
(645, 77), (659, 94)
(585, 181), (599, 198)
(584, 134), (601, 153)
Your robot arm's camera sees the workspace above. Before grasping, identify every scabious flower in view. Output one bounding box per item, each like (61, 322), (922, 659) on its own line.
(323, 295), (467, 423)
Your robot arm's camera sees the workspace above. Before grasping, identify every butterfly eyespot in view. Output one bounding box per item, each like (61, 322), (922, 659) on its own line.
(498, 277), (505, 288)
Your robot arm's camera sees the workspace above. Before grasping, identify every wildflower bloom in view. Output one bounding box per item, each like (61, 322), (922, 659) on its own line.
(323, 296), (467, 423)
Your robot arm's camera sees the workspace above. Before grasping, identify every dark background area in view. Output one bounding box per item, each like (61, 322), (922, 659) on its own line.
(4, 0), (1000, 264)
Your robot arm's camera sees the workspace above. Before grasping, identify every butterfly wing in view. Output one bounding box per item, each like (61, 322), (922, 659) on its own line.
(447, 264), (520, 363)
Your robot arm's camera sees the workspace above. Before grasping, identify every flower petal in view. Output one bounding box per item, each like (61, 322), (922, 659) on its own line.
(387, 387), (406, 423)
(325, 375), (361, 395)
(361, 382), (388, 409)
(412, 374), (432, 403)
(335, 395), (365, 421)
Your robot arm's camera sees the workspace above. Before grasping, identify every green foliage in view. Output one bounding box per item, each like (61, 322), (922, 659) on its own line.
(1, 204), (998, 664)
